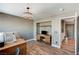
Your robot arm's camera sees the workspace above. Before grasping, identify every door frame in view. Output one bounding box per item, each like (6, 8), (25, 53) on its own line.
(59, 16), (77, 49)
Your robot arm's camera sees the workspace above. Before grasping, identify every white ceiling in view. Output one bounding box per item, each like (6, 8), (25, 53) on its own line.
(0, 3), (79, 20)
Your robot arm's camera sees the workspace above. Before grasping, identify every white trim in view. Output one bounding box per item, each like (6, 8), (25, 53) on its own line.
(59, 18), (62, 48)
(52, 44), (60, 48)
(59, 15), (76, 48)
(59, 15), (77, 55)
(33, 22), (37, 40)
(26, 38), (35, 42)
(59, 16), (75, 19)
(74, 12), (78, 55)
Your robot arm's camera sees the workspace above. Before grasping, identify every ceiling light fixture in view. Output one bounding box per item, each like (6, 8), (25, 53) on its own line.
(23, 4), (32, 20)
(59, 8), (64, 11)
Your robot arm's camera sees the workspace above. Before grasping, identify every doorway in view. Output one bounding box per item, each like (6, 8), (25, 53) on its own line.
(65, 24), (74, 40)
(60, 17), (75, 52)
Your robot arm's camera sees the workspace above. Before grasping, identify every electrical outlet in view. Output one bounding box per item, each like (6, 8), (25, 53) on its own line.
(56, 41), (57, 44)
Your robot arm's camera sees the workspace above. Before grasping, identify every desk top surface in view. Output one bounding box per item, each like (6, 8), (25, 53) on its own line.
(0, 39), (26, 51)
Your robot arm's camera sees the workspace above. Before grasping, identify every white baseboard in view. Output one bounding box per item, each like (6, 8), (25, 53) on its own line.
(52, 44), (60, 48)
(26, 38), (36, 42)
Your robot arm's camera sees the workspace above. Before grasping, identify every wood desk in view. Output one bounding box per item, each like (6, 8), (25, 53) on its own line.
(0, 39), (26, 55)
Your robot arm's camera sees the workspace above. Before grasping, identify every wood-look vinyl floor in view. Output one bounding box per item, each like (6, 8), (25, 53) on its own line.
(26, 39), (75, 55)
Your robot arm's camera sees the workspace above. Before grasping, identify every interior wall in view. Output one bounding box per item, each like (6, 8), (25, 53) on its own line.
(52, 18), (60, 48)
(34, 17), (61, 48)
(34, 11), (76, 48)
(0, 13), (33, 40)
(37, 21), (51, 34)
(61, 20), (66, 43)
(33, 18), (52, 40)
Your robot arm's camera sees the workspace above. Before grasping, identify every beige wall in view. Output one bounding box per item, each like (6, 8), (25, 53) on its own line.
(0, 13), (33, 40)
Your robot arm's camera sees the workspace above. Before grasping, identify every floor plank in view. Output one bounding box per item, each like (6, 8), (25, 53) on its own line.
(26, 39), (75, 55)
